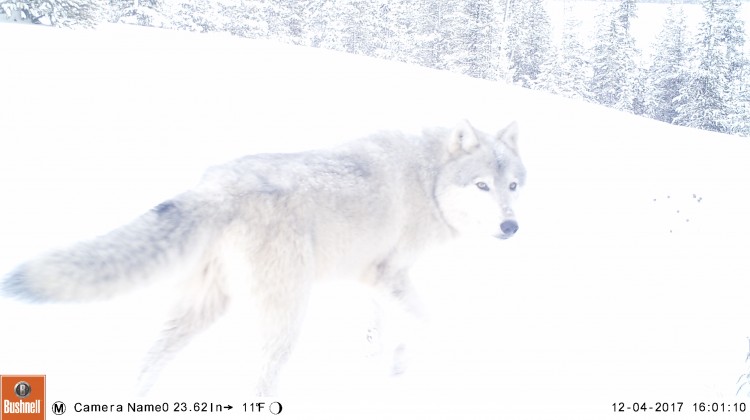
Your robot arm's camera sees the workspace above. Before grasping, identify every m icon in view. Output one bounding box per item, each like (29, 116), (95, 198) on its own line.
(52, 401), (67, 415)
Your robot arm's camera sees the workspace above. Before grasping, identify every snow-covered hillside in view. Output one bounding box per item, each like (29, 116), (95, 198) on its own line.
(2, 24), (750, 419)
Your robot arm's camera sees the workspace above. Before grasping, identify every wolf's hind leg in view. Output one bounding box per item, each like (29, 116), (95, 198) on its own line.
(138, 255), (230, 394)
(250, 234), (315, 396)
(252, 273), (313, 396)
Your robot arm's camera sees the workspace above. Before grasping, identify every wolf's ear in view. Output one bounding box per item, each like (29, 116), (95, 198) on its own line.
(497, 121), (519, 153)
(448, 119), (480, 155)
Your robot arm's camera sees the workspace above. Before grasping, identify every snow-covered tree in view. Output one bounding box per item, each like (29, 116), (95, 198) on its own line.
(266, 0), (304, 44)
(160, 0), (220, 31)
(588, 0), (641, 113)
(439, 0), (499, 80)
(533, 4), (589, 100)
(409, 0), (453, 71)
(589, 4), (619, 106)
(333, 0), (381, 56)
(1, 0), (104, 26)
(302, 0), (346, 50)
(730, 82), (750, 136)
(504, 0), (551, 86)
(219, 0), (268, 39)
(644, 3), (691, 124)
(718, 0), (749, 136)
(109, 0), (168, 27)
(372, 0), (416, 63)
(674, 0), (747, 135)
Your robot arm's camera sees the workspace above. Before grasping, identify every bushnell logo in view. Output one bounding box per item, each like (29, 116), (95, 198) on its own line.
(1, 375), (45, 420)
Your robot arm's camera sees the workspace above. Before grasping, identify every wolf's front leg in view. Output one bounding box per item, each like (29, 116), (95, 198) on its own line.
(369, 266), (425, 377)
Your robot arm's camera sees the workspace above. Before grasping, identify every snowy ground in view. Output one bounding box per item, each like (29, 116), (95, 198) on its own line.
(2, 24), (750, 419)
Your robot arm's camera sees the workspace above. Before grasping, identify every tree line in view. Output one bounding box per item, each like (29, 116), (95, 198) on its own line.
(1, 0), (747, 136)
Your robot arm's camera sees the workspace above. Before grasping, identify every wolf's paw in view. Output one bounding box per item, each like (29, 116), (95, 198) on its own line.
(391, 344), (408, 376)
(364, 327), (383, 357)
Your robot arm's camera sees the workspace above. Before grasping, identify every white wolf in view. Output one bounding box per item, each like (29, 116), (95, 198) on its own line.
(2, 120), (526, 395)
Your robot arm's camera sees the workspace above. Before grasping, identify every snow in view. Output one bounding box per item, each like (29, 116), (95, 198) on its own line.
(2, 23), (750, 419)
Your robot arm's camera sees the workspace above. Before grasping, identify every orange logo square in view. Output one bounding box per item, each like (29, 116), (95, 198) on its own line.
(0, 376), (45, 420)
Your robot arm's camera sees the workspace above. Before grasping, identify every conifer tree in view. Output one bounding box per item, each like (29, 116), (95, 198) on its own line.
(440, 0), (499, 80)
(645, 2), (691, 124)
(588, 0), (641, 113)
(504, 0), (551, 87)
(534, 5), (589, 100)
(674, 0), (746, 134)
(1, 0), (104, 26)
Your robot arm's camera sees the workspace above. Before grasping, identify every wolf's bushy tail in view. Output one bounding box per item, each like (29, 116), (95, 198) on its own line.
(2, 191), (218, 302)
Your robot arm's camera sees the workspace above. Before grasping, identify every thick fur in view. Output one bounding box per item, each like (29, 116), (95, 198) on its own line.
(2, 120), (526, 395)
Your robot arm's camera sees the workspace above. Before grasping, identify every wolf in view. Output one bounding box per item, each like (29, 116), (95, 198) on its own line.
(2, 119), (525, 395)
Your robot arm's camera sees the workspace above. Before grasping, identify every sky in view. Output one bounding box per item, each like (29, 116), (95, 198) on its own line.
(1, 22), (750, 420)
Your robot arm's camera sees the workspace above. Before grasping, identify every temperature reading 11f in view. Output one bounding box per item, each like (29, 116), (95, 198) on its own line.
(243, 402), (283, 415)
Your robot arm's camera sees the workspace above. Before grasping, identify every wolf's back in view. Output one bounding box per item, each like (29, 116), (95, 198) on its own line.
(2, 192), (212, 302)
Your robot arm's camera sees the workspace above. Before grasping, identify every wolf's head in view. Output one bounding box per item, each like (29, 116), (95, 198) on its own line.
(435, 120), (526, 240)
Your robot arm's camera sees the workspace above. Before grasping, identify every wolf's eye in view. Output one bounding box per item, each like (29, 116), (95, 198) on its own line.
(509, 182), (518, 191)
(476, 181), (490, 191)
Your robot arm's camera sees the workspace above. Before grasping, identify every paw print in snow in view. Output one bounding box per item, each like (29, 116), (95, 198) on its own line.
(651, 193), (704, 234)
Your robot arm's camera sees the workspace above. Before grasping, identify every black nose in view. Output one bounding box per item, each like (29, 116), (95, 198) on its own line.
(500, 220), (519, 236)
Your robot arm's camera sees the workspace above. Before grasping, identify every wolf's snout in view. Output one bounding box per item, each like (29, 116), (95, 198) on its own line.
(500, 220), (519, 237)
